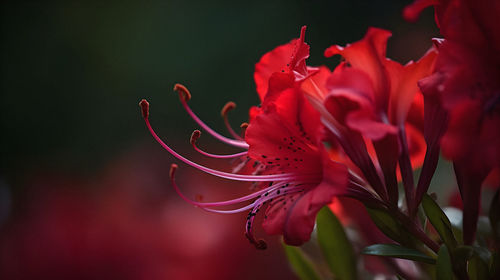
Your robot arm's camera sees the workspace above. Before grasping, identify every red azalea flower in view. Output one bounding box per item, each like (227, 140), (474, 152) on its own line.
(405, 0), (500, 243)
(140, 90), (347, 247)
(302, 28), (436, 209)
(139, 27), (352, 247)
(245, 87), (348, 245)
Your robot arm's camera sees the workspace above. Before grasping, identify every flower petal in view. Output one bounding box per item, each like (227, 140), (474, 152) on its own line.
(246, 88), (323, 174)
(325, 28), (392, 111)
(282, 160), (348, 245)
(386, 47), (437, 125)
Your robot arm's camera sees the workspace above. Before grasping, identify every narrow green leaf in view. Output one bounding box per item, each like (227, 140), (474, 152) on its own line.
(443, 207), (464, 245)
(316, 207), (357, 280)
(468, 254), (489, 280)
(452, 245), (492, 280)
(283, 244), (322, 280)
(365, 207), (403, 243)
(362, 244), (436, 264)
(436, 245), (453, 280)
(453, 245), (474, 260)
(422, 194), (457, 250)
(490, 252), (499, 279)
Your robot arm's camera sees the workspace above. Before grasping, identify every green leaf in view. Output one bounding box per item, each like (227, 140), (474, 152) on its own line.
(283, 244), (322, 280)
(452, 245), (492, 279)
(436, 245), (453, 280)
(468, 254), (489, 280)
(362, 244), (436, 264)
(443, 207), (464, 244)
(365, 207), (404, 244)
(422, 194), (457, 250)
(316, 207), (357, 280)
(490, 252), (499, 279)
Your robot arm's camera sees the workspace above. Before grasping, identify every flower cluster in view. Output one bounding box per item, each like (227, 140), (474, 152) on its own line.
(140, 0), (499, 278)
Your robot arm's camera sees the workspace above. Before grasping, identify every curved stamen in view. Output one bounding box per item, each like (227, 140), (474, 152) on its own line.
(243, 185), (306, 250)
(245, 204), (267, 250)
(174, 84), (249, 149)
(240, 122), (249, 137)
(141, 99), (303, 182)
(170, 165), (290, 208)
(201, 203), (256, 214)
(221, 102), (244, 140)
(190, 130), (248, 159)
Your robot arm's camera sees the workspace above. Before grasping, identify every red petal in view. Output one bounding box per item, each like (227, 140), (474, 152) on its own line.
(246, 89), (322, 174)
(254, 39), (297, 101)
(403, 0), (439, 22)
(346, 110), (398, 140)
(386, 47), (437, 125)
(325, 28), (391, 110)
(254, 26), (310, 101)
(325, 66), (397, 140)
(406, 123), (426, 170)
(262, 191), (305, 237)
(282, 160), (347, 245)
(300, 66), (331, 101)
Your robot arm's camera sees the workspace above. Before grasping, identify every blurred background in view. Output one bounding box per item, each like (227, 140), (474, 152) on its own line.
(0, 0), (438, 279)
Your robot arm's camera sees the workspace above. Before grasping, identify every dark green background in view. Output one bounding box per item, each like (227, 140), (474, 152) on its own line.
(1, 0), (437, 188)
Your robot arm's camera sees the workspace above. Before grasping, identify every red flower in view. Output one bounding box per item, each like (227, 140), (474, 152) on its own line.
(246, 87), (348, 245)
(301, 28), (436, 210)
(405, 0), (500, 243)
(139, 27), (349, 247)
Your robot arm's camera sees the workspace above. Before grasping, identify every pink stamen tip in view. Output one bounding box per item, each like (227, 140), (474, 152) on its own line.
(221, 101), (243, 140)
(190, 130), (201, 145)
(169, 163), (178, 179)
(221, 101), (236, 117)
(173, 83), (191, 102)
(139, 99), (149, 119)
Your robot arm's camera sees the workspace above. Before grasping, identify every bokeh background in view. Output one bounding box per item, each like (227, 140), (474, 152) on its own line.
(1, 1), (438, 279)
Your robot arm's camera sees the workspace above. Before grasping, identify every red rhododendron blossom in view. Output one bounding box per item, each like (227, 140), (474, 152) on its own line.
(406, 0), (500, 243)
(301, 27), (436, 209)
(139, 27), (350, 247)
(140, 90), (347, 247)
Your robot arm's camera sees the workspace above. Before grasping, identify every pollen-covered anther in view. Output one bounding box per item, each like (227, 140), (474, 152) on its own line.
(190, 130), (202, 145)
(221, 101), (236, 117)
(240, 122), (249, 136)
(173, 83), (191, 102)
(220, 101), (243, 140)
(169, 163), (178, 179)
(139, 99), (150, 119)
(245, 232), (268, 250)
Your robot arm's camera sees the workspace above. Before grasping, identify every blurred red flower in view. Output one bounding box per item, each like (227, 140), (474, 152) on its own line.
(405, 0), (500, 243)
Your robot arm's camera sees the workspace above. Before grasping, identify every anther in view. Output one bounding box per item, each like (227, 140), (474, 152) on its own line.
(240, 122), (248, 136)
(190, 130), (202, 145)
(221, 101), (236, 117)
(139, 99), (149, 119)
(173, 83), (191, 101)
(169, 163), (178, 179)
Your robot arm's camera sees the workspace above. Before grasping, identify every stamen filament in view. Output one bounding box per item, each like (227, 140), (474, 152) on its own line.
(174, 84), (249, 149)
(190, 130), (248, 159)
(140, 100), (301, 181)
(221, 102), (244, 140)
